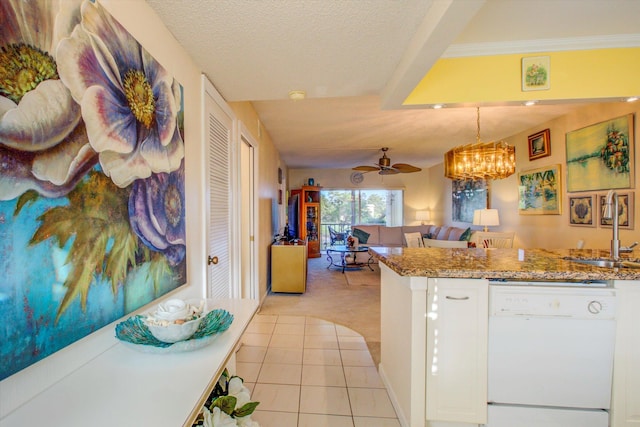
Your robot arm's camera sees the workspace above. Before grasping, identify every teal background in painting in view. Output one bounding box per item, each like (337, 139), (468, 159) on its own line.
(0, 167), (185, 380)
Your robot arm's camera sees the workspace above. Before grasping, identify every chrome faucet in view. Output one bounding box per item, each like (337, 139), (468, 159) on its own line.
(604, 190), (626, 260)
(603, 190), (638, 260)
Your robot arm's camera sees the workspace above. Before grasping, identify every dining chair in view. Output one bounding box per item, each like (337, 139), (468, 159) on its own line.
(328, 226), (347, 245)
(423, 238), (468, 248)
(404, 232), (424, 247)
(473, 231), (515, 248)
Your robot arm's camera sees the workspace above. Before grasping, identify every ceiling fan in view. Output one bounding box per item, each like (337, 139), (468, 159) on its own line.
(353, 147), (422, 175)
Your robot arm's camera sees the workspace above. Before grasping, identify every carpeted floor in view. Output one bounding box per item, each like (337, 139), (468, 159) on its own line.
(259, 254), (382, 366)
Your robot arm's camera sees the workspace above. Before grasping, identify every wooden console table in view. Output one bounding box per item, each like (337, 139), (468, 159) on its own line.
(0, 298), (258, 427)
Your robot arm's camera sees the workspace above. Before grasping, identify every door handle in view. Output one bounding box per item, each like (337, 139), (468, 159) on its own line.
(208, 256), (219, 265)
(445, 295), (469, 300)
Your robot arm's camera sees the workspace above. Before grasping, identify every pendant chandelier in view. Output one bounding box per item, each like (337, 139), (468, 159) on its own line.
(444, 108), (516, 180)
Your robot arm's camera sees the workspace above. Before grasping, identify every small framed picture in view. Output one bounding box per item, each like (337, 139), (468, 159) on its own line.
(518, 164), (562, 215)
(278, 189), (283, 205)
(277, 167), (283, 184)
(528, 129), (551, 161)
(599, 192), (634, 229)
(569, 194), (595, 227)
(522, 56), (550, 91)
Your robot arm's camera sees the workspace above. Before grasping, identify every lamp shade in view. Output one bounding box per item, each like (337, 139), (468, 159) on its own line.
(416, 210), (431, 224)
(473, 209), (499, 231)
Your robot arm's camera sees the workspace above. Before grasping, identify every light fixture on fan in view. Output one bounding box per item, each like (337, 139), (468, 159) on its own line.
(353, 147), (422, 175)
(444, 108), (515, 180)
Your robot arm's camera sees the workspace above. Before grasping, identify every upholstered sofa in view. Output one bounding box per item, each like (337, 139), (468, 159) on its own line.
(350, 224), (473, 247)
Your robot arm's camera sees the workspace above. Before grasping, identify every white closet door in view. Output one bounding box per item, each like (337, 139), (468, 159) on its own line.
(203, 76), (235, 299)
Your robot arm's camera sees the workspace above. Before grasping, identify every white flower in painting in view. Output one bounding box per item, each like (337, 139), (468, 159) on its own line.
(57, 0), (184, 188)
(0, 0), (98, 200)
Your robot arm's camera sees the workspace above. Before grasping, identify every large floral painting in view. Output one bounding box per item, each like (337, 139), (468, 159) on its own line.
(0, 0), (186, 380)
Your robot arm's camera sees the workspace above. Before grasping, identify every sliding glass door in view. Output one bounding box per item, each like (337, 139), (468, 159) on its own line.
(320, 189), (403, 247)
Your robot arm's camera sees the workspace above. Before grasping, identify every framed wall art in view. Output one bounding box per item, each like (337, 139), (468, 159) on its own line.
(522, 56), (550, 91)
(518, 164), (562, 215)
(566, 114), (634, 192)
(528, 129), (551, 160)
(452, 179), (488, 223)
(598, 192), (634, 229)
(278, 167), (283, 184)
(0, 2), (186, 380)
(568, 194), (596, 227)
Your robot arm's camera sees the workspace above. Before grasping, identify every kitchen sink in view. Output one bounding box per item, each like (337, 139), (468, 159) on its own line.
(564, 257), (624, 268)
(563, 256), (640, 268)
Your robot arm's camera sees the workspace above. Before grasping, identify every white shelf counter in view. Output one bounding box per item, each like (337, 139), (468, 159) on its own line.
(0, 298), (258, 427)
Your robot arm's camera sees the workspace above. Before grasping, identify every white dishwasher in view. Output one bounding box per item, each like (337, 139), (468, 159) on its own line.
(486, 281), (617, 427)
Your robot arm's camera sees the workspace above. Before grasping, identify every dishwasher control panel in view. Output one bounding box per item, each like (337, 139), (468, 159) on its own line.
(489, 285), (616, 319)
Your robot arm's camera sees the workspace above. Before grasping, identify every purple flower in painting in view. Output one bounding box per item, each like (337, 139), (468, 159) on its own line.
(0, 0), (98, 200)
(57, 0), (184, 188)
(129, 162), (185, 266)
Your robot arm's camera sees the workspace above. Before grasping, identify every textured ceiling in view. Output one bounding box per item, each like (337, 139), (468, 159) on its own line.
(146, 0), (640, 169)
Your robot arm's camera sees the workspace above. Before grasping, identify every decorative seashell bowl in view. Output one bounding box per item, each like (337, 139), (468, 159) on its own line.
(144, 299), (205, 343)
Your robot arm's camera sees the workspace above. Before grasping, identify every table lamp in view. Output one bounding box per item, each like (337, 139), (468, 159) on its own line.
(416, 210), (431, 225)
(473, 209), (499, 232)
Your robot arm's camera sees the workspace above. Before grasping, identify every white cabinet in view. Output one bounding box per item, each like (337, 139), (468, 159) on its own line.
(378, 264), (488, 427)
(426, 278), (488, 424)
(611, 281), (640, 427)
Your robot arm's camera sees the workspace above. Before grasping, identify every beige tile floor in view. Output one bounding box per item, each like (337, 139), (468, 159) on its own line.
(236, 313), (400, 427)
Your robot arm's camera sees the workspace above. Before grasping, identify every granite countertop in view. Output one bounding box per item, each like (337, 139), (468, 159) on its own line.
(369, 247), (640, 281)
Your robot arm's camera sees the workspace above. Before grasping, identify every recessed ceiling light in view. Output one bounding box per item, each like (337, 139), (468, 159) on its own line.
(626, 96), (638, 103)
(524, 100), (537, 106)
(288, 90), (306, 101)
(432, 104), (444, 109)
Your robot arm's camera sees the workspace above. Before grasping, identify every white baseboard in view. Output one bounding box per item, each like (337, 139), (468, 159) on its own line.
(379, 363), (409, 427)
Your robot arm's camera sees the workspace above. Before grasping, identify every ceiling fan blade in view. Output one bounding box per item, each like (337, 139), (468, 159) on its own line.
(392, 163), (422, 173)
(353, 165), (379, 172)
(379, 168), (399, 175)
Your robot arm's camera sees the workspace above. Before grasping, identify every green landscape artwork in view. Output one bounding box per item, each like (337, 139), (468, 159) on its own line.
(565, 114), (634, 192)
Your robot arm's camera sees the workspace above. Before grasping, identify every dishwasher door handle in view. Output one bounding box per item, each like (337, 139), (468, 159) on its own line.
(445, 295), (470, 300)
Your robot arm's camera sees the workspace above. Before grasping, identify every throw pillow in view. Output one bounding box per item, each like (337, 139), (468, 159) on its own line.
(352, 228), (370, 244)
(459, 227), (472, 241)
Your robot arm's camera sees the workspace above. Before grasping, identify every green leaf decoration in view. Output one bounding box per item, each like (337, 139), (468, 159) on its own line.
(210, 395), (236, 416)
(104, 226), (137, 295)
(28, 171), (137, 322)
(14, 190), (40, 216)
(233, 401), (260, 418)
(148, 252), (172, 295)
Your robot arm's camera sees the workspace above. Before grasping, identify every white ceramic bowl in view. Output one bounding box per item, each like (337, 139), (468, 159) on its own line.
(145, 316), (203, 343)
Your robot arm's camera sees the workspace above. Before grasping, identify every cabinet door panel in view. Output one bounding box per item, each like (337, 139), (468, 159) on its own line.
(612, 281), (640, 427)
(426, 278), (488, 424)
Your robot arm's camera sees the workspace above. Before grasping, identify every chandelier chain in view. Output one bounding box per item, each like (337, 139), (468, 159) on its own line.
(476, 107), (480, 144)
